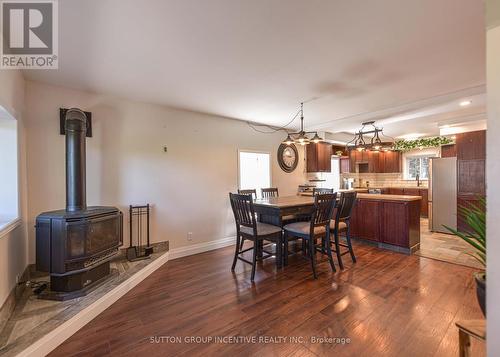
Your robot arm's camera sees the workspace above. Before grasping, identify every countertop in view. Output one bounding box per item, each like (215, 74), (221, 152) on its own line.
(353, 186), (428, 190)
(298, 192), (421, 202)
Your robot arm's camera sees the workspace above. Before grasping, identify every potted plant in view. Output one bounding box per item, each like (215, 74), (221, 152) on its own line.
(444, 198), (486, 316)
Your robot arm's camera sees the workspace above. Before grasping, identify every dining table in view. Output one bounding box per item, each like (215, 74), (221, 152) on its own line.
(253, 195), (317, 267)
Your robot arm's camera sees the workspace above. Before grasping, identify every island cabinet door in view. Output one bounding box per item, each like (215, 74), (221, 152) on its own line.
(380, 202), (409, 247)
(349, 199), (380, 242)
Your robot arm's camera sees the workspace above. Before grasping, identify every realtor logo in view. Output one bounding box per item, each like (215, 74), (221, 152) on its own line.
(1, 0), (58, 69)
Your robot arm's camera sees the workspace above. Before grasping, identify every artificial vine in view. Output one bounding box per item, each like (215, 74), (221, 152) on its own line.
(393, 136), (454, 152)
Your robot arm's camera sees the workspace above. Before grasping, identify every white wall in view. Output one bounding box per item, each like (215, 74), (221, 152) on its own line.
(0, 70), (28, 308)
(0, 119), (19, 219)
(24, 81), (306, 261)
(486, 6), (500, 355)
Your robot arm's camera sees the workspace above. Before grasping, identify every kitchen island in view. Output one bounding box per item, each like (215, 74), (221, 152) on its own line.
(349, 193), (421, 254)
(298, 192), (421, 254)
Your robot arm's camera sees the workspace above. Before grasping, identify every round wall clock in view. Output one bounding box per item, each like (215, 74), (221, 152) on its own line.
(277, 143), (299, 173)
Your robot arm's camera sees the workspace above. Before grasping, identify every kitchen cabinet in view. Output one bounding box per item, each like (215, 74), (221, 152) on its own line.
(306, 142), (332, 172)
(332, 145), (348, 157)
(382, 151), (402, 173)
(349, 196), (421, 252)
(455, 130), (486, 232)
(441, 144), (456, 158)
(340, 157), (350, 173)
(456, 130), (486, 160)
(348, 150), (401, 173)
(349, 199), (380, 242)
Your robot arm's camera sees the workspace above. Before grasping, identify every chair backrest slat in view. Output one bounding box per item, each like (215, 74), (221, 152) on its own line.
(261, 187), (279, 198)
(311, 193), (337, 228)
(229, 193), (256, 229)
(336, 191), (357, 221)
(312, 188), (334, 196)
(238, 189), (257, 200)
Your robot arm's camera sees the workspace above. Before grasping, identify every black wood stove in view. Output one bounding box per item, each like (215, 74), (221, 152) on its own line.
(36, 108), (122, 300)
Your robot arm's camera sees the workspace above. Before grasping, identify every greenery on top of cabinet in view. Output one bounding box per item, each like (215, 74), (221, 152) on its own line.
(393, 136), (453, 152)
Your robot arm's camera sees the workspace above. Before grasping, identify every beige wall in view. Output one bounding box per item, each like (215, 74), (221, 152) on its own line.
(486, 10), (500, 355)
(0, 70), (28, 308)
(24, 81), (306, 261)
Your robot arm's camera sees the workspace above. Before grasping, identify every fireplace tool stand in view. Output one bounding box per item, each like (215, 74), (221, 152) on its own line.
(126, 204), (153, 261)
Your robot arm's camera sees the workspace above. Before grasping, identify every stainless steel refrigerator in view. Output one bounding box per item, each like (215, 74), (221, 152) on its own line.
(428, 157), (457, 233)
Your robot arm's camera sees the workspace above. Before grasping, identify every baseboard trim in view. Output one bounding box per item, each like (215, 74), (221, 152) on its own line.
(18, 251), (169, 357)
(169, 236), (236, 260)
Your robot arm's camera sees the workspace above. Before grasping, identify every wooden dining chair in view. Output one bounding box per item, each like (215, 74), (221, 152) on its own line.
(238, 189), (257, 200)
(229, 193), (283, 282)
(261, 187), (279, 198)
(312, 188), (334, 195)
(329, 191), (357, 269)
(283, 193), (337, 279)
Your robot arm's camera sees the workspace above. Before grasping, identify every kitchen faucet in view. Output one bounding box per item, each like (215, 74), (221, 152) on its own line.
(416, 174), (420, 187)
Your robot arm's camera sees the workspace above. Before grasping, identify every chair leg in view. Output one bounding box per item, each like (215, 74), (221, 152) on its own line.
(334, 230), (344, 270)
(276, 233), (283, 269)
(283, 231), (289, 266)
(325, 233), (336, 273)
(309, 238), (317, 279)
(346, 225), (356, 263)
(251, 240), (258, 282)
(239, 237), (245, 251)
(302, 239), (307, 256)
(231, 234), (240, 271)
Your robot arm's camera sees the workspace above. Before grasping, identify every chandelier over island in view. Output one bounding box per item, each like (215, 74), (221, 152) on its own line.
(282, 102), (323, 146)
(346, 121), (394, 152)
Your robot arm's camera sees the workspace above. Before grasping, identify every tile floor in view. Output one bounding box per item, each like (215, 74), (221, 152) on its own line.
(415, 218), (482, 269)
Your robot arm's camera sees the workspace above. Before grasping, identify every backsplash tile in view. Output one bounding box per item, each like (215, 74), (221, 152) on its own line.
(341, 172), (428, 188)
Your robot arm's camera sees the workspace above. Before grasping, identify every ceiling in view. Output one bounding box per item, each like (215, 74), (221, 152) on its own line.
(25, 0), (486, 138)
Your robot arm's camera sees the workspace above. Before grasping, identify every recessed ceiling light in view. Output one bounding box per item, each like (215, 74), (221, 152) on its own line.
(460, 100), (472, 107)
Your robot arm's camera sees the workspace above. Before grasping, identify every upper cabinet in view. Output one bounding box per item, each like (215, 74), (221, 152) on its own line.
(347, 150), (401, 173)
(440, 144), (456, 158)
(456, 130), (486, 160)
(306, 142), (332, 172)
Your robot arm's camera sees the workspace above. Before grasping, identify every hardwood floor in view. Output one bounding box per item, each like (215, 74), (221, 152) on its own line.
(50, 241), (485, 357)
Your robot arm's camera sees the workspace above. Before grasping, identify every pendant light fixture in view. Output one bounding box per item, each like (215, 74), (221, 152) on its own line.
(282, 102), (323, 146)
(347, 121), (394, 152)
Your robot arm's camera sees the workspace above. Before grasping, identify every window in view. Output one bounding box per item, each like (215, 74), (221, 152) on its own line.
(406, 155), (431, 179)
(238, 151), (271, 196)
(0, 106), (19, 231)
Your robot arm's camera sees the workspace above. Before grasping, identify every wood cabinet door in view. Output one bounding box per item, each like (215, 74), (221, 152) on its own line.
(457, 159), (486, 195)
(306, 144), (318, 172)
(441, 144), (456, 158)
(307, 143), (332, 172)
(383, 151), (402, 172)
(318, 143), (332, 172)
(340, 157), (350, 173)
(350, 200), (380, 242)
(456, 130), (486, 160)
(457, 195), (485, 232)
(380, 202), (408, 246)
(368, 151), (382, 173)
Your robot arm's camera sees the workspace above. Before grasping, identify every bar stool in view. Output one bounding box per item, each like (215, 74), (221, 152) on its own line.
(283, 193), (337, 279)
(229, 193), (283, 282)
(330, 191), (357, 269)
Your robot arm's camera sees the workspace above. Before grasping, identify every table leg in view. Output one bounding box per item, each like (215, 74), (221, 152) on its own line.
(458, 329), (471, 357)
